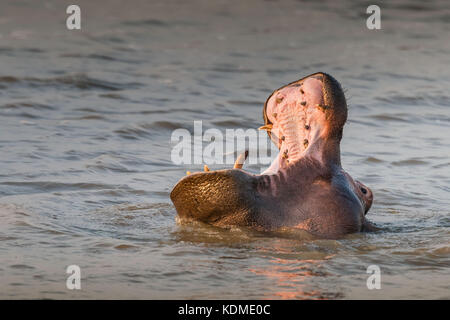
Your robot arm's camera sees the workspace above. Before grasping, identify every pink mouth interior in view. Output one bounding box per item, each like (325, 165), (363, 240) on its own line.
(262, 77), (325, 174)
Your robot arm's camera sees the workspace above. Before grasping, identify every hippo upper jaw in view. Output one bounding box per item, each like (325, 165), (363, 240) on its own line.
(261, 72), (347, 171)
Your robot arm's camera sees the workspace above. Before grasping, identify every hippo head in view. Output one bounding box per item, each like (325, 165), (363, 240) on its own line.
(261, 72), (373, 216)
(171, 72), (376, 237)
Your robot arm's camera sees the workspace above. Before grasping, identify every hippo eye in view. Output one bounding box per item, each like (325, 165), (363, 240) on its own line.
(360, 187), (367, 194)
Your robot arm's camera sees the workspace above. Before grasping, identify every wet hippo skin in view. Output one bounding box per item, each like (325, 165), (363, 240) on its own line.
(170, 72), (376, 238)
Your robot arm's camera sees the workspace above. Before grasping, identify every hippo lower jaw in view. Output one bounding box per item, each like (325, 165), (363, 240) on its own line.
(170, 72), (376, 238)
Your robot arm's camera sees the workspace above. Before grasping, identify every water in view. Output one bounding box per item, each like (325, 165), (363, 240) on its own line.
(0, 0), (449, 299)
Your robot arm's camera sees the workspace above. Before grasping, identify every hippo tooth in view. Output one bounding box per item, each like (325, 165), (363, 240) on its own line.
(300, 101), (307, 106)
(186, 171), (191, 175)
(316, 104), (328, 111)
(273, 112), (278, 119)
(303, 139), (309, 148)
(204, 165), (210, 172)
(300, 88), (304, 94)
(276, 97), (284, 104)
(233, 150), (249, 169)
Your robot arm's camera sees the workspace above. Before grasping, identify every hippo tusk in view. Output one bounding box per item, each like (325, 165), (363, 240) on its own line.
(315, 104), (329, 111)
(258, 124), (273, 131)
(233, 150), (249, 169)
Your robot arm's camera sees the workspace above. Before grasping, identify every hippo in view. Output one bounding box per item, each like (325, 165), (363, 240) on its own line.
(170, 72), (377, 238)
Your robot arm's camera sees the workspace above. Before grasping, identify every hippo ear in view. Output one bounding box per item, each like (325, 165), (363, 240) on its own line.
(170, 169), (257, 225)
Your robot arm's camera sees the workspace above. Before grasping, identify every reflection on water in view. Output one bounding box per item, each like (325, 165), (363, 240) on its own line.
(250, 259), (328, 300)
(249, 239), (334, 300)
(0, 0), (449, 299)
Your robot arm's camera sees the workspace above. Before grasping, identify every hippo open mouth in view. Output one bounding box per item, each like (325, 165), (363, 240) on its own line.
(170, 72), (376, 238)
(261, 73), (345, 174)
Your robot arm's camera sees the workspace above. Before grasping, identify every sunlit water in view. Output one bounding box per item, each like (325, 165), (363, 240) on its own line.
(0, 0), (449, 299)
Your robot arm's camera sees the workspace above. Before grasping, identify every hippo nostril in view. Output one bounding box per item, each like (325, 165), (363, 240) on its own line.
(361, 187), (367, 194)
